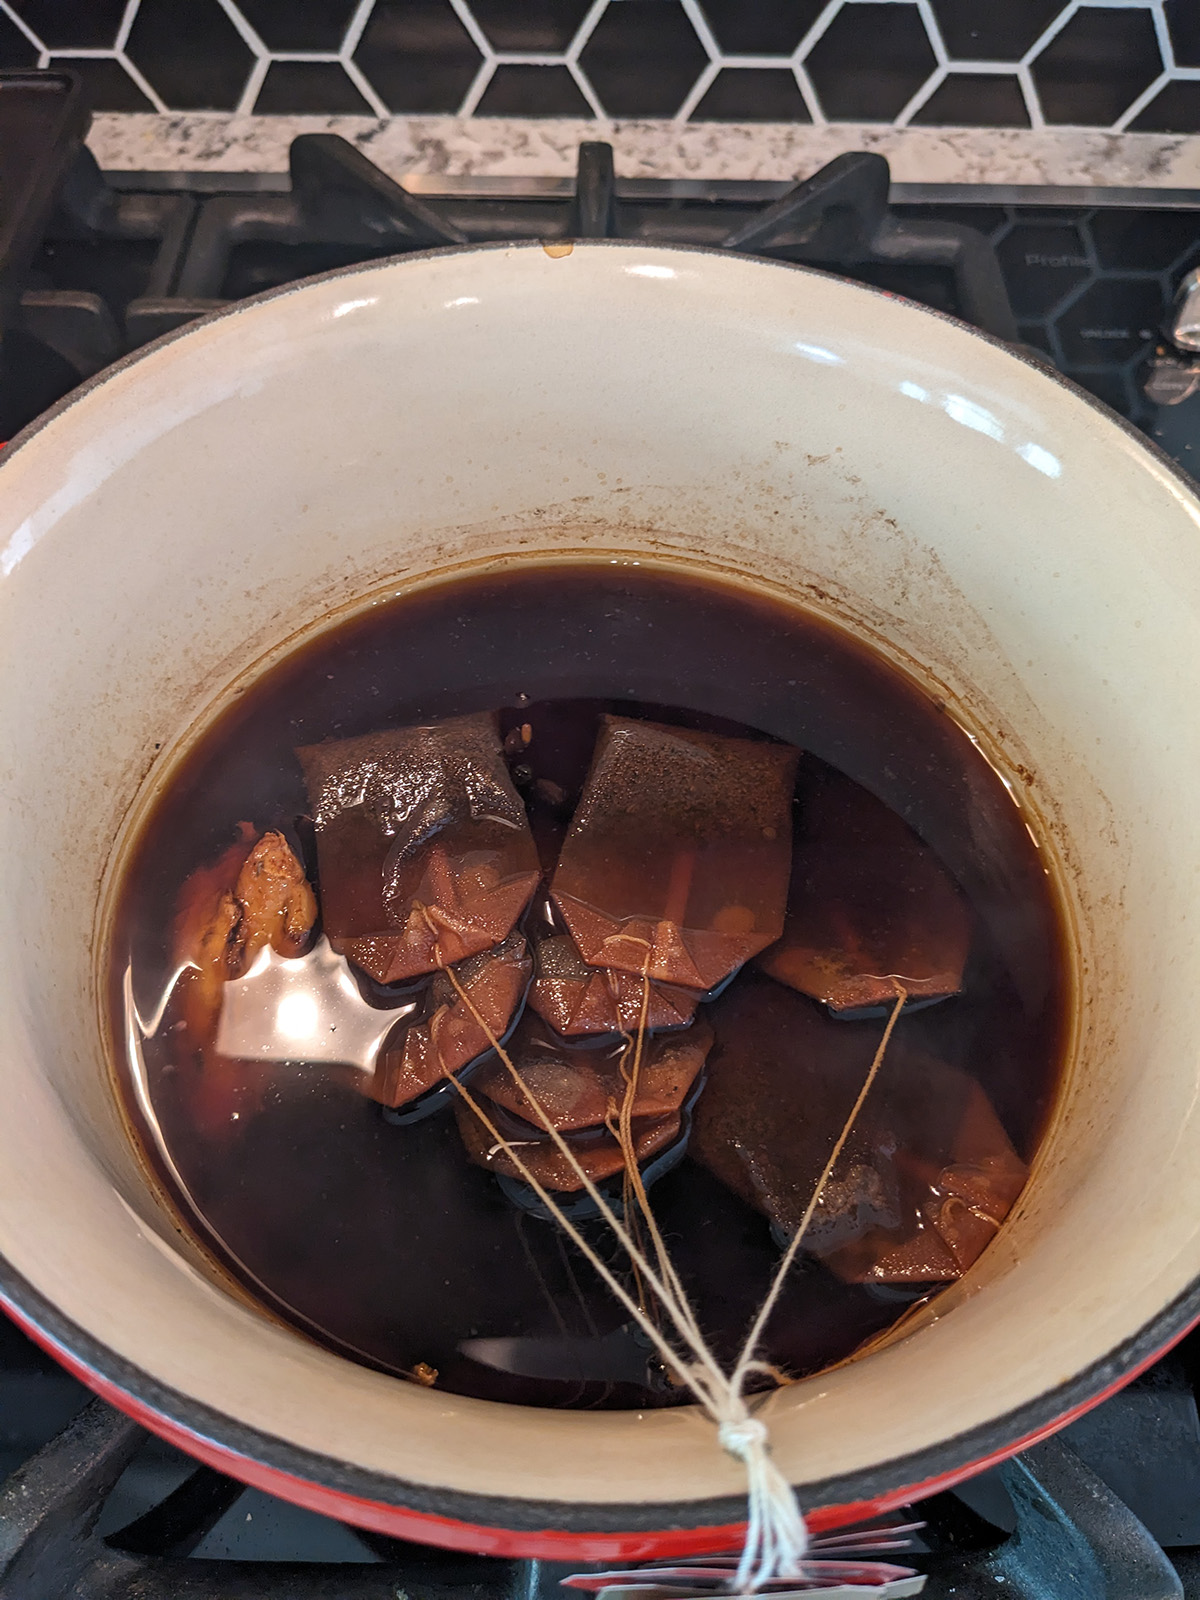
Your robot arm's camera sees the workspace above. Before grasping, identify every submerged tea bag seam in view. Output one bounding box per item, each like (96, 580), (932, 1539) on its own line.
(440, 927), (910, 1594)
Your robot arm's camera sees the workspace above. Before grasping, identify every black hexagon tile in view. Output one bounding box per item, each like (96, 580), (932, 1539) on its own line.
(255, 62), (373, 115)
(48, 55), (153, 110)
(692, 67), (810, 122)
(0, 11), (38, 68)
(9, 0), (1199, 133)
(697, 0), (827, 55)
(928, 0), (1064, 62)
(910, 73), (1029, 127)
(805, 3), (937, 122)
(1164, 0), (1200, 68)
(1031, 7), (1162, 127)
(7, 0), (126, 50)
(475, 64), (592, 116)
(469, 0), (595, 54)
(1130, 80), (1200, 134)
(354, 0), (484, 114)
(235, 0), (363, 53)
(579, 1), (709, 118)
(126, 0), (256, 111)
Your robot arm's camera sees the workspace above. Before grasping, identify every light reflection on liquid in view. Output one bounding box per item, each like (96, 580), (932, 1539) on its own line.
(121, 938), (427, 1371)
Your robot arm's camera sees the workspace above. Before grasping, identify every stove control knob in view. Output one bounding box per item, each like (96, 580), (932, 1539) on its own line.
(1144, 350), (1200, 406)
(1169, 267), (1200, 352)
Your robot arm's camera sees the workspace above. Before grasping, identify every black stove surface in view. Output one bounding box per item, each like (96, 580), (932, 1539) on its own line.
(6, 121), (1200, 482)
(4, 73), (1200, 1600)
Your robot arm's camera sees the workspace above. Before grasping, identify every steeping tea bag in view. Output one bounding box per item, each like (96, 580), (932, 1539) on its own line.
(757, 762), (972, 1014)
(369, 932), (531, 1110)
(529, 928), (700, 1038)
(297, 713), (541, 984)
(551, 717), (798, 991)
(454, 1013), (711, 1190)
(692, 974), (1025, 1283)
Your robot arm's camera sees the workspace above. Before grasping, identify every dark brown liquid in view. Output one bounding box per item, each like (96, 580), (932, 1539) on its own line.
(109, 561), (1066, 1409)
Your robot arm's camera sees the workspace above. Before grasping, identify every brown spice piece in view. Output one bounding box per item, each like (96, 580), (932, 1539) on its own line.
(528, 931), (700, 1037)
(551, 717), (798, 991)
(232, 830), (319, 969)
(173, 827), (317, 1043)
(368, 932), (531, 1110)
(171, 828), (317, 1136)
(692, 973), (1026, 1283)
(757, 762), (972, 1013)
(297, 714), (541, 984)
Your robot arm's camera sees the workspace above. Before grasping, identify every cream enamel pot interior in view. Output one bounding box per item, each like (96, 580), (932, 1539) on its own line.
(3, 240), (1200, 1559)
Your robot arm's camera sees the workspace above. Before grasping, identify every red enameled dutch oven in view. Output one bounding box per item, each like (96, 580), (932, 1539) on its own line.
(2, 241), (1200, 1557)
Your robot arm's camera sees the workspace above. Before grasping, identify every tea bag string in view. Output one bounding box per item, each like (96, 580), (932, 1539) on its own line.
(440, 938), (906, 1594)
(729, 980), (908, 1402)
(439, 975), (730, 1400)
(418, 909), (724, 1393)
(613, 952), (709, 1355)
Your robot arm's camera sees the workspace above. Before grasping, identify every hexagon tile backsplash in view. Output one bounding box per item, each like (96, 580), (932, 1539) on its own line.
(8, 0), (1200, 185)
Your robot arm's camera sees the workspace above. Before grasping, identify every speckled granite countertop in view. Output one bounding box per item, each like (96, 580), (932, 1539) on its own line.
(85, 116), (1200, 188)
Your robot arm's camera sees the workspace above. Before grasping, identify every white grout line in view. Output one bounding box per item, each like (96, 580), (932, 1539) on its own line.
(215, 0), (267, 56)
(456, 57), (497, 118)
(210, 0), (269, 115)
(114, 0), (141, 55)
(44, 47), (126, 58)
(1150, 0), (1175, 69)
(893, 63), (946, 129)
(237, 52), (271, 116)
(490, 54), (578, 67)
(341, 55), (389, 118)
(257, 53), (342, 64)
(913, 0), (949, 67)
(1020, 0), (1082, 64)
(1015, 62), (1044, 129)
(792, 60), (826, 127)
(445, 0), (494, 61)
(566, 57), (609, 125)
(566, 0), (613, 61)
(116, 51), (168, 114)
(677, 0), (722, 63)
(340, 0), (378, 59)
(1112, 68), (1171, 130)
(0, 0), (43, 50)
(674, 57), (720, 124)
(704, 54), (816, 68)
(790, 0), (849, 62)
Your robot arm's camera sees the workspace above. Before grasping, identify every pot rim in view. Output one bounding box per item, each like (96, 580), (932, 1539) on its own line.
(3, 235), (1198, 1546)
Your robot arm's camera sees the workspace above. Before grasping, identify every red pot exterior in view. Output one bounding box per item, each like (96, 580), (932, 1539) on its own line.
(5, 1292), (1196, 1561)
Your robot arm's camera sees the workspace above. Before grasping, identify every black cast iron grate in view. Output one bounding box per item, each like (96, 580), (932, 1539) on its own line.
(1, 116), (1023, 439)
(0, 1378), (1187, 1599)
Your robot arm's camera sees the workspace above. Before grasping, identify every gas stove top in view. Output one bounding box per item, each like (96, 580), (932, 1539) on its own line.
(4, 65), (1200, 1600)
